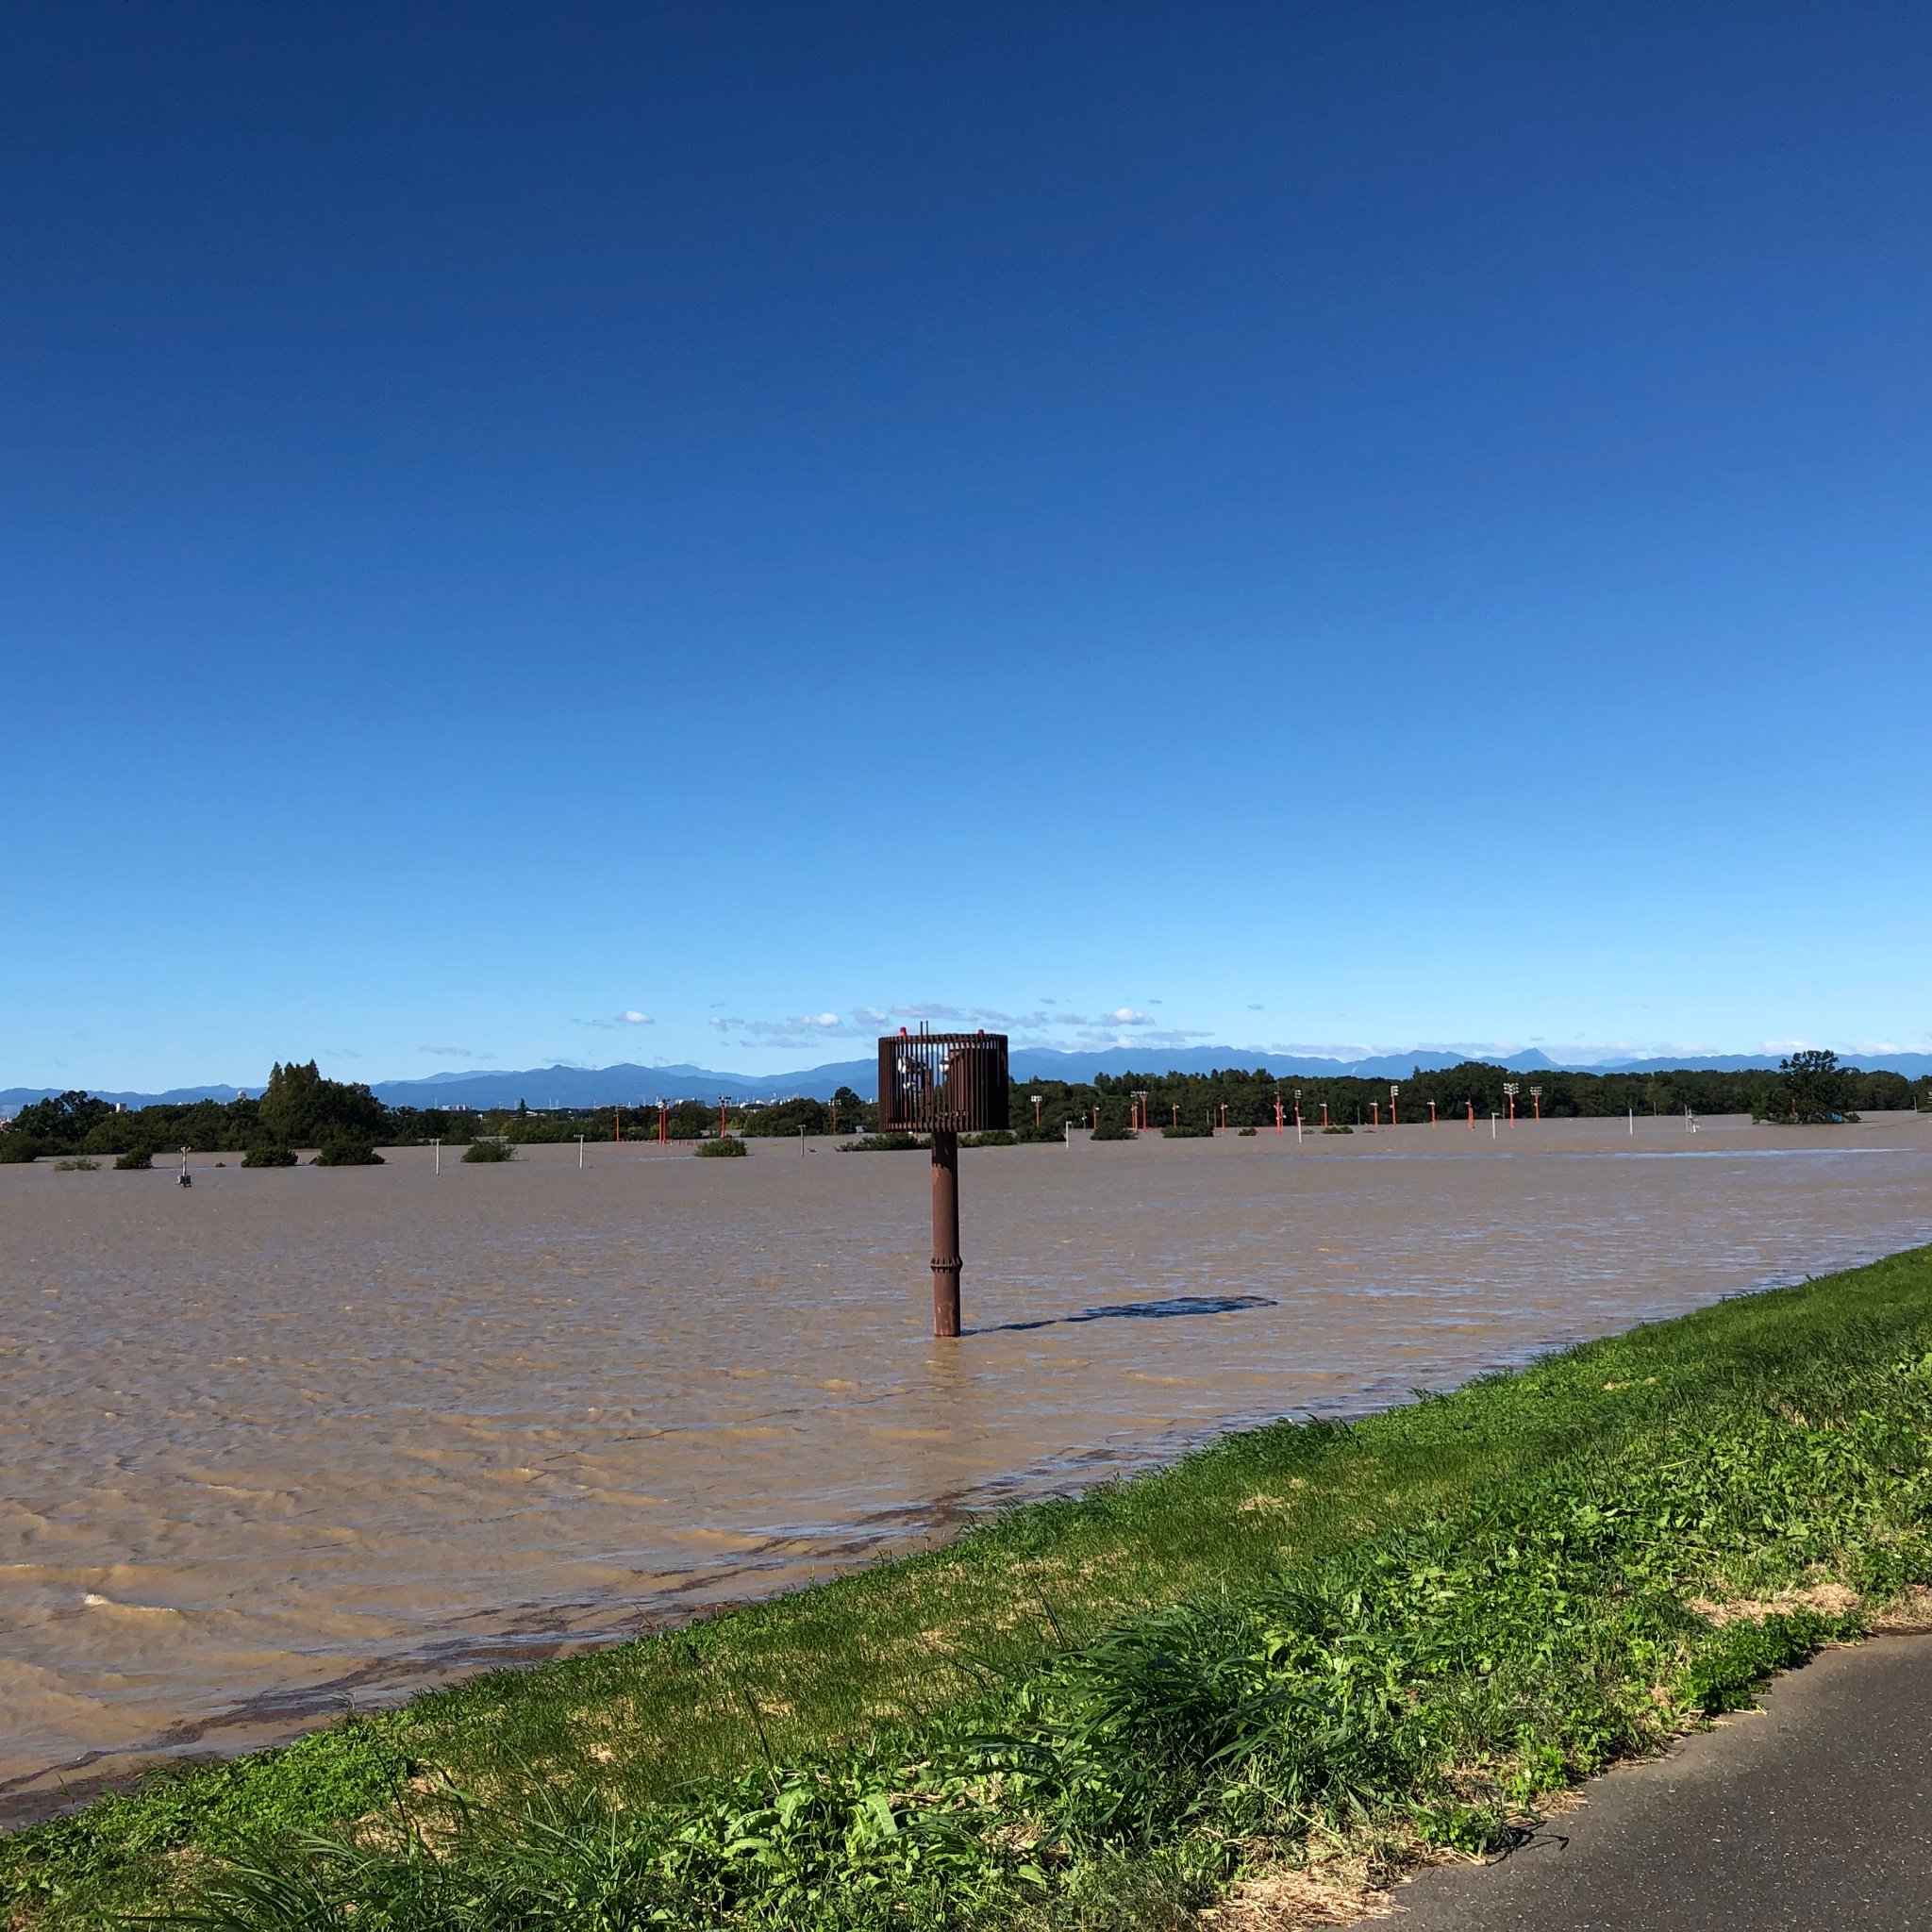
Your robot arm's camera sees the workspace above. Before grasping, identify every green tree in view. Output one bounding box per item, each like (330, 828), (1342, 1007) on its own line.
(258, 1060), (390, 1149)
(9, 1090), (115, 1150)
(1755, 1049), (1857, 1125)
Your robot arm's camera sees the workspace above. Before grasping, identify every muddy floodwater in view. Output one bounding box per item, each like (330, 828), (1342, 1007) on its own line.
(5, 1113), (1931, 1814)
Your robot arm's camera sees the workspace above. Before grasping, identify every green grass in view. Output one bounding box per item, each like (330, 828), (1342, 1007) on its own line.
(8, 1246), (1932, 1928)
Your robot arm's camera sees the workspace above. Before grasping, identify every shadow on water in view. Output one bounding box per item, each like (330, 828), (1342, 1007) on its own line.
(971, 1292), (1276, 1336)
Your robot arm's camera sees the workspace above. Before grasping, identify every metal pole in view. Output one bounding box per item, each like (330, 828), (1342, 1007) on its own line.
(434, 1138), (441, 1174)
(578, 1135), (585, 1168)
(930, 1127), (961, 1338)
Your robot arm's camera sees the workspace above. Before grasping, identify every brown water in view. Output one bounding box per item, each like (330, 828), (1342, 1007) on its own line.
(4, 1113), (1930, 1815)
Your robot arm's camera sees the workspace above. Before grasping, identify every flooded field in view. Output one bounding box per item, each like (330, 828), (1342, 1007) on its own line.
(4, 1112), (1930, 1814)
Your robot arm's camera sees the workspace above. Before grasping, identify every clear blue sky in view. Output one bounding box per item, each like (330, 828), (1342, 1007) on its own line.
(5, 3), (1927, 1090)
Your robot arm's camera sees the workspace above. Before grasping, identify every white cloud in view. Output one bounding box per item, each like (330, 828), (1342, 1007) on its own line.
(724, 1012), (870, 1045)
(420, 1044), (491, 1059)
(618, 1010), (653, 1025)
(1108, 1008), (1152, 1024)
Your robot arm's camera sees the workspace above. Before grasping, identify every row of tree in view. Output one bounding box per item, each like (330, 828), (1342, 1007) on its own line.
(4, 1054), (1920, 1162)
(0, 1064), (881, 1159)
(1014, 1052), (1924, 1133)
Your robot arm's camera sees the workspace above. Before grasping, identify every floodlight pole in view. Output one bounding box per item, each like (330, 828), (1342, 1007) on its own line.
(931, 1128), (961, 1338)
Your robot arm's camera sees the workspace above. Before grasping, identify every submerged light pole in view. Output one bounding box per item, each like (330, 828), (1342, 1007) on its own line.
(878, 1028), (1009, 1339)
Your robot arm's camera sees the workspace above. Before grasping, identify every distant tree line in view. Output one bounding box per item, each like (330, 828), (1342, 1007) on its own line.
(1007, 1054), (1925, 1135)
(0, 1062), (453, 1163)
(4, 1054), (1921, 1164)
(0, 1067), (880, 1161)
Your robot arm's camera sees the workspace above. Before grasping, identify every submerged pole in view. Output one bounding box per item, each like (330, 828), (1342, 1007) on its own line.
(930, 1126), (961, 1338)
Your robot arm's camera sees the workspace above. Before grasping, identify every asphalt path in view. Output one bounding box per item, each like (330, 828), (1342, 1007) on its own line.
(1366, 1636), (1932, 1929)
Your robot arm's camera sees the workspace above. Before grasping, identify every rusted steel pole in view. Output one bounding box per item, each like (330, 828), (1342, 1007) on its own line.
(930, 1126), (961, 1338)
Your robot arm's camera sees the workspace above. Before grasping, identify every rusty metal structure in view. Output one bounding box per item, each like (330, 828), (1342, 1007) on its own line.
(877, 1030), (1009, 1337)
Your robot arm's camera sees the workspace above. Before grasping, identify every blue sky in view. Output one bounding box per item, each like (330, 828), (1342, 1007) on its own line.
(4, 3), (1928, 1089)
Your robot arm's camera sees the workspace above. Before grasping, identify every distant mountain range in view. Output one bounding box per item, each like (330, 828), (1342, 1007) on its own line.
(6, 1045), (1930, 1113)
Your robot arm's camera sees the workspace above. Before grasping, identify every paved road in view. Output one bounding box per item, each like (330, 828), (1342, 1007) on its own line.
(1371, 1636), (1932, 1929)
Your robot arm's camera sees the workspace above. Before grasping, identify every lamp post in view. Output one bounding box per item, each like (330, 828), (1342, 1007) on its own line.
(878, 1030), (1009, 1338)
(1530, 1085), (1542, 1123)
(1503, 1081), (1519, 1128)
(1389, 1082), (1400, 1126)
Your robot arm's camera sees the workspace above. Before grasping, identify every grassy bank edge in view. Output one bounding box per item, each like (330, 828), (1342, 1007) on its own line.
(7, 1243), (1932, 1926)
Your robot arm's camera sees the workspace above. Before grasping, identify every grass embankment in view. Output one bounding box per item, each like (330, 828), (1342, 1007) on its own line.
(10, 1248), (1932, 1928)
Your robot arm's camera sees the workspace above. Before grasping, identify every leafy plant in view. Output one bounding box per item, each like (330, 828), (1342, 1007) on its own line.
(312, 1136), (384, 1167)
(461, 1138), (515, 1163)
(54, 1156), (100, 1171)
(114, 1147), (154, 1170)
(241, 1145), (298, 1169)
(695, 1137), (749, 1158)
